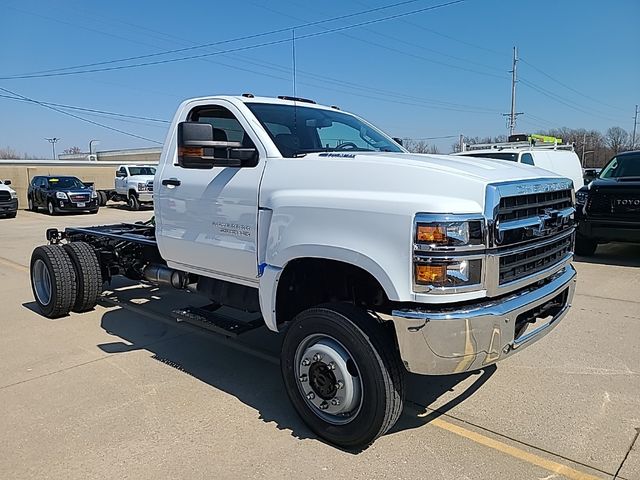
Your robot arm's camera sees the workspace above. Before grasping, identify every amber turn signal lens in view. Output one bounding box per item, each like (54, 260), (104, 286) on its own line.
(179, 146), (204, 157)
(417, 225), (447, 243)
(415, 264), (446, 284)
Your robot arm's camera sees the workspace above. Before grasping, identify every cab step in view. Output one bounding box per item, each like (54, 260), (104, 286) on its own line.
(172, 304), (263, 337)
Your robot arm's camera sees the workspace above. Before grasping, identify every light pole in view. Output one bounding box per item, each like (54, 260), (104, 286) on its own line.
(89, 139), (99, 156)
(45, 137), (61, 160)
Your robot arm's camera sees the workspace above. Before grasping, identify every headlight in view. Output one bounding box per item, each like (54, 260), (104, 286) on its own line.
(10, 191), (17, 199)
(56, 191), (68, 199)
(91, 190), (98, 198)
(415, 220), (483, 247)
(415, 259), (482, 288)
(575, 190), (588, 205)
(137, 182), (146, 191)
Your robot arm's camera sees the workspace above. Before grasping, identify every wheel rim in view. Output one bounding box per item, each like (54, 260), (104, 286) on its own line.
(32, 258), (52, 306)
(48, 202), (54, 214)
(294, 334), (363, 425)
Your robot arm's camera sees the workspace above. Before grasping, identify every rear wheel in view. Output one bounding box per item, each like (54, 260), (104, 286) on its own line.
(30, 245), (77, 318)
(28, 197), (36, 211)
(127, 194), (140, 211)
(575, 234), (598, 256)
(281, 303), (404, 450)
(62, 242), (103, 312)
(98, 191), (107, 206)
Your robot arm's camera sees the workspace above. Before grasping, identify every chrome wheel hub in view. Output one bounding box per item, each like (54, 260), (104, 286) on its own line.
(295, 335), (362, 425)
(32, 259), (52, 306)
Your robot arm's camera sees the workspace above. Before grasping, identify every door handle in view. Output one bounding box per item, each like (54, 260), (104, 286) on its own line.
(161, 178), (181, 187)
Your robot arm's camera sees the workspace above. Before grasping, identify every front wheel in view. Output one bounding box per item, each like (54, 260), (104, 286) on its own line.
(47, 200), (56, 215)
(281, 303), (404, 450)
(127, 194), (140, 211)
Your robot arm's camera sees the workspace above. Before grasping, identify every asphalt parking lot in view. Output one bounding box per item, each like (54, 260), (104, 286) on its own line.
(0, 207), (638, 480)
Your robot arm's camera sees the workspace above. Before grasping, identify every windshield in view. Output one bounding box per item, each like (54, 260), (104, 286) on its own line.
(246, 103), (403, 157)
(128, 166), (156, 176)
(600, 153), (640, 179)
(47, 177), (86, 189)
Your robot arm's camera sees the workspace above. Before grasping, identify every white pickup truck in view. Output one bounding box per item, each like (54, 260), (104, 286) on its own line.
(95, 164), (156, 210)
(29, 94), (577, 449)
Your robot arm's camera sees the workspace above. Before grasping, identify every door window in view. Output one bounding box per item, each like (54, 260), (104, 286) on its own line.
(189, 106), (253, 144)
(520, 153), (535, 165)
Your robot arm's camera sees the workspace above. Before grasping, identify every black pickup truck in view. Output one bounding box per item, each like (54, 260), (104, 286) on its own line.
(575, 150), (640, 255)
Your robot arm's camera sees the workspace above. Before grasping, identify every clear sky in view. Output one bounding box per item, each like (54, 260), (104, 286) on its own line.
(1, 0), (638, 157)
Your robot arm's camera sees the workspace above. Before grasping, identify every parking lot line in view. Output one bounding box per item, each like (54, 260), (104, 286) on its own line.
(0, 256), (28, 273)
(426, 416), (603, 480)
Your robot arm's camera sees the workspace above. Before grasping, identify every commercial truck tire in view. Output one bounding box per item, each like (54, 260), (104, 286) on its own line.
(280, 303), (404, 450)
(575, 234), (598, 256)
(63, 242), (103, 312)
(128, 194), (140, 211)
(30, 245), (77, 318)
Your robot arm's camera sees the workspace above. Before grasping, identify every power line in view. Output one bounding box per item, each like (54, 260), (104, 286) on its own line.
(0, 86), (162, 144)
(0, 0), (468, 80)
(519, 57), (626, 113)
(0, 93), (169, 123)
(519, 78), (626, 123)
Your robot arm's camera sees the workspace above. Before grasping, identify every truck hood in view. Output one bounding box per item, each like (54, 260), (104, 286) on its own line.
(261, 151), (567, 215)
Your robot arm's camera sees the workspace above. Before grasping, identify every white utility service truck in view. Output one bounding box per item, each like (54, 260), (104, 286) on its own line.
(94, 164), (155, 209)
(29, 95), (577, 449)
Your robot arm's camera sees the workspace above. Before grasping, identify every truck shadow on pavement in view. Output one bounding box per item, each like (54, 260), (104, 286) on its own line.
(94, 282), (495, 451)
(574, 243), (640, 268)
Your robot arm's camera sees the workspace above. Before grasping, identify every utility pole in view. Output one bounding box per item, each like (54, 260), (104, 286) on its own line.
(503, 46), (523, 136)
(45, 137), (60, 160)
(459, 134), (465, 152)
(632, 104), (638, 150)
(581, 133), (586, 167)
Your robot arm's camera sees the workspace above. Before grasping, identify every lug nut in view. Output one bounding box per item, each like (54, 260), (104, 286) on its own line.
(302, 358), (310, 366)
(331, 398), (340, 406)
(306, 392), (315, 400)
(336, 380), (344, 389)
(503, 345), (511, 354)
(313, 353), (323, 362)
(328, 361), (336, 370)
(299, 374), (308, 382)
(320, 401), (328, 410)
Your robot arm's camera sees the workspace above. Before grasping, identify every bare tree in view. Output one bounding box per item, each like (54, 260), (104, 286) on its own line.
(63, 146), (83, 154)
(605, 127), (629, 154)
(0, 147), (19, 159)
(403, 139), (438, 154)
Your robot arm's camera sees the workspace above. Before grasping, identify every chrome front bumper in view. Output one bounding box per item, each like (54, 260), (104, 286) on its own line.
(137, 192), (154, 202)
(387, 265), (577, 375)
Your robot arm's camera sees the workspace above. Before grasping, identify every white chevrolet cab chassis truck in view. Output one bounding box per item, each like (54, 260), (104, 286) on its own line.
(30, 95), (577, 449)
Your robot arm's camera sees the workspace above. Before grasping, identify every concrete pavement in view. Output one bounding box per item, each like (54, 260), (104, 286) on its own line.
(0, 207), (638, 479)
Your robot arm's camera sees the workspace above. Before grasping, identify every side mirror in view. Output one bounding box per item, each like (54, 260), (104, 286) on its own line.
(3, 179), (11, 185)
(116, 171), (127, 178)
(392, 137), (403, 146)
(177, 122), (258, 169)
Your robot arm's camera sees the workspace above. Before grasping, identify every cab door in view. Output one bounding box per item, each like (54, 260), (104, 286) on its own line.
(155, 100), (266, 284)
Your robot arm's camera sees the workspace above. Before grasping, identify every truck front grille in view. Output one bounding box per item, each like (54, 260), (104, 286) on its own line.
(69, 193), (90, 202)
(499, 233), (573, 285)
(0, 191), (10, 202)
(587, 193), (640, 218)
(486, 180), (575, 295)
